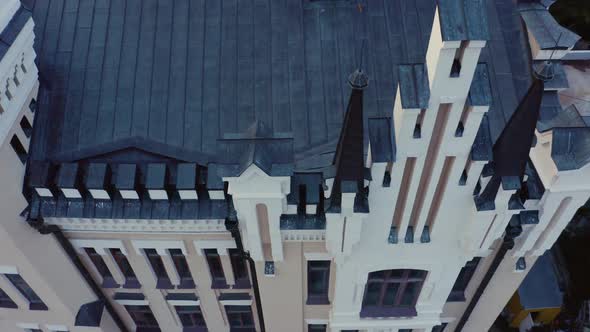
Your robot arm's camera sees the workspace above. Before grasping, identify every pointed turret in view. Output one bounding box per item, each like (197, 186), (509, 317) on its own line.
(327, 69), (369, 212)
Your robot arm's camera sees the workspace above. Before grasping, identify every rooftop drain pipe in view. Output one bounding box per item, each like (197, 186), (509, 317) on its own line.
(27, 218), (129, 332)
(455, 219), (522, 331)
(225, 198), (266, 332)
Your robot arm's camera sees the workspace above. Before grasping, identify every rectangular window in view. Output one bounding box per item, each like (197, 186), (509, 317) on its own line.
(225, 305), (255, 331)
(399, 330), (413, 332)
(125, 305), (160, 330)
(144, 249), (173, 289)
(110, 248), (140, 289)
(229, 249), (250, 288)
(5, 274), (47, 310)
(308, 324), (327, 332)
(85, 248), (118, 288)
(448, 258), (481, 302)
(204, 249), (228, 288)
(0, 287), (17, 308)
(20, 116), (32, 137)
(307, 260), (331, 305)
(175, 305), (207, 328)
(432, 323), (448, 332)
(169, 249), (195, 289)
(10, 135), (27, 164)
(361, 269), (426, 318)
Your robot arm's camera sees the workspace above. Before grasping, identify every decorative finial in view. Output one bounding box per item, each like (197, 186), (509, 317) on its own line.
(348, 69), (369, 90)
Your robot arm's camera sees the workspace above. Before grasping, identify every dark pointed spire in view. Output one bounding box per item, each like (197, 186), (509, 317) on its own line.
(475, 78), (544, 211)
(327, 69), (368, 212)
(493, 78), (544, 180)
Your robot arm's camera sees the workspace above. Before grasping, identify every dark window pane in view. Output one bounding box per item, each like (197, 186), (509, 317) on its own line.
(204, 249), (227, 287)
(383, 283), (400, 306)
(229, 249), (250, 286)
(110, 249), (140, 288)
(175, 305), (206, 327)
(399, 329), (413, 332)
(5, 274), (47, 310)
(125, 305), (160, 329)
(363, 282), (382, 306)
(10, 135), (26, 164)
(225, 305), (255, 328)
(308, 324), (327, 332)
(400, 282), (419, 306)
(111, 249), (136, 278)
(0, 288), (17, 308)
(85, 248), (113, 279)
(368, 270), (385, 280)
(361, 269), (426, 318)
(307, 261), (330, 304)
(144, 249), (172, 289)
(20, 116), (32, 137)
(169, 249), (194, 288)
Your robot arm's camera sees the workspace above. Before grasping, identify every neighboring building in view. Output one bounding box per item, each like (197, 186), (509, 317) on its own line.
(0, 0), (588, 332)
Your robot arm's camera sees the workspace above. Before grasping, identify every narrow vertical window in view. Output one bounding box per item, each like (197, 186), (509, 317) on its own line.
(229, 249), (250, 288)
(144, 249), (173, 289)
(447, 258), (480, 302)
(204, 249), (228, 289)
(20, 116), (32, 137)
(169, 249), (195, 289)
(175, 305), (207, 329)
(10, 135), (27, 164)
(225, 305), (255, 331)
(307, 261), (331, 305)
(125, 305), (160, 330)
(85, 248), (118, 288)
(0, 287), (17, 308)
(110, 248), (140, 289)
(4, 274), (47, 310)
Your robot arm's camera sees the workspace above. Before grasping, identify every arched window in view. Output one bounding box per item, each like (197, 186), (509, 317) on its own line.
(360, 269), (427, 318)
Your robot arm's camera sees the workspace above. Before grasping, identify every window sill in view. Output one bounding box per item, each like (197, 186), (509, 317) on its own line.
(360, 306), (417, 318)
(306, 297), (330, 305)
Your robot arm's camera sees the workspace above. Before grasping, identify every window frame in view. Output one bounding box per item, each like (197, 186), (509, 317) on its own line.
(10, 135), (27, 164)
(447, 258), (481, 302)
(229, 249), (250, 289)
(224, 305), (256, 332)
(360, 269), (427, 318)
(174, 305), (207, 331)
(4, 274), (47, 310)
(204, 249), (228, 289)
(110, 248), (140, 289)
(169, 249), (196, 289)
(85, 248), (119, 288)
(306, 260), (331, 305)
(124, 304), (160, 331)
(144, 249), (173, 290)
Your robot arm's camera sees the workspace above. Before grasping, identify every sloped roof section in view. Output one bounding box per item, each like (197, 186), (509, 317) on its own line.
(519, 2), (581, 50)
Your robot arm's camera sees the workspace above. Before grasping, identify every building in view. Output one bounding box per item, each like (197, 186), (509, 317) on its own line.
(0, 0), (588, 331)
